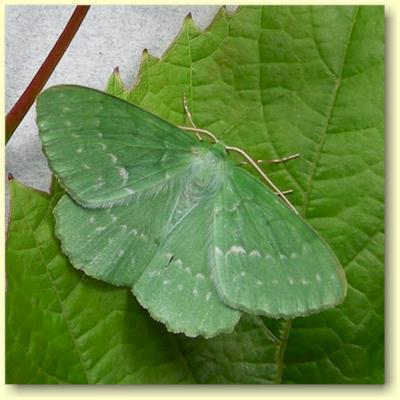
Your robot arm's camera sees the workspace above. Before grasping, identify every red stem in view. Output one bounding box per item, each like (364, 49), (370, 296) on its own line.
(5, 5), (90, 144)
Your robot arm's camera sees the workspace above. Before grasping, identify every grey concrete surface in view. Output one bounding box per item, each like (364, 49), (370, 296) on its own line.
(5, 5), (237, 216)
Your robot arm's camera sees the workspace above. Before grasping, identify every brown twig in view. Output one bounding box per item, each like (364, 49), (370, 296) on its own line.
(5, 5), (90, 144)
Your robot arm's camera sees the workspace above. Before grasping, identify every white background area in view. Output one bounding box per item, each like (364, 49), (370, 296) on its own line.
(5, 5), (237, 215)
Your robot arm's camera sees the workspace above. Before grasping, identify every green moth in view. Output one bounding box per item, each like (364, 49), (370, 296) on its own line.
(37, 85), (347, 338)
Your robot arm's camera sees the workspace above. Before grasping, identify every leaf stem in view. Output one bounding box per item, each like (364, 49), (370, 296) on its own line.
(5, 5), (90, 144)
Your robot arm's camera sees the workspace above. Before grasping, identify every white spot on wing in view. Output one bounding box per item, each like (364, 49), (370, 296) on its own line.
(117, 167), (129, 185)
(118, 250), (124, 257)
(280, 254), (287, 262)
(302, 242), (312, 254)
(288, 277), (294, 285)
(110, 214), (118, 222)
(124, 187), (135, 195)
(214, 206), (222, 215)
(175, 259), (183, 267)
(89, 216), (95, 224)
(139, 233), (147, 240)
(227, 245), (246, 255)
(215, 246), (224, 257)
(240, 271), (246, 277)
(120, 225), (127, 231)
(250, 250), (261, 257)
(192, 288), (198, 296)
(290, 252), (298, 259)
(96, 226), (106, 232)
(256, 279), (263, 286)
(94, 177), (105, 188)
(76, 147), (83, 154)
(83, 163), (90, 170)
(107, 153), (118, 164)
(98, 143), (107, 150)
(97, 132), (103, 138)
(301, 278), (309, 285)
(71, 133), (80, 138)
(196, 273), (205, 280)
(316, 274), (321, 282)
(177, 284), (183, 291)
(227, 201), (240, 212)
(272, 279), (279, 285)
(205, 292), (211, 301)
(129, 228), (138, 236)
(163, 280), (170, 285)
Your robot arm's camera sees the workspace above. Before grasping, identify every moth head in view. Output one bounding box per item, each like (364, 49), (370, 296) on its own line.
(191, 142), (228, 168)
(191, 141), (227, 158)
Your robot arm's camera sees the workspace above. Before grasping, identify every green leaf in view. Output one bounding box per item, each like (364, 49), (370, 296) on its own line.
(177, 315), (285, 383)
(106, 5), (384, 383)
(6, 179), (195, 384)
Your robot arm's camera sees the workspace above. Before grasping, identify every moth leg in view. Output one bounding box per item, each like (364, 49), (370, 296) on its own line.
(182, 94), (202, 141)
(274, 189), (293, 196)
(225, 145), (298, 214)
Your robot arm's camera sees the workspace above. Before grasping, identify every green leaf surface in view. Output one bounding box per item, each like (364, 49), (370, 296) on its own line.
(107, 5), (384, 383)
(7, 5), (383, 384)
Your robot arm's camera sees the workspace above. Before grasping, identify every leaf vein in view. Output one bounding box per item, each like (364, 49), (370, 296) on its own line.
(16, 196), (91, 383)
(302, 6), (360, 218)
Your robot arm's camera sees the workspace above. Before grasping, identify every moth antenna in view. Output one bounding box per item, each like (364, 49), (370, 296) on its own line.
(178, 126), (218, 144)
(225, 145), (298, 214)
(240, 153), (300, 165)
(263, 153), (300, 164)
(182, 95), (202, 141)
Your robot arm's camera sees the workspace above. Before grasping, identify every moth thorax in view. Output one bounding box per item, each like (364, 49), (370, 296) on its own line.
(187, 146), (226, 196)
